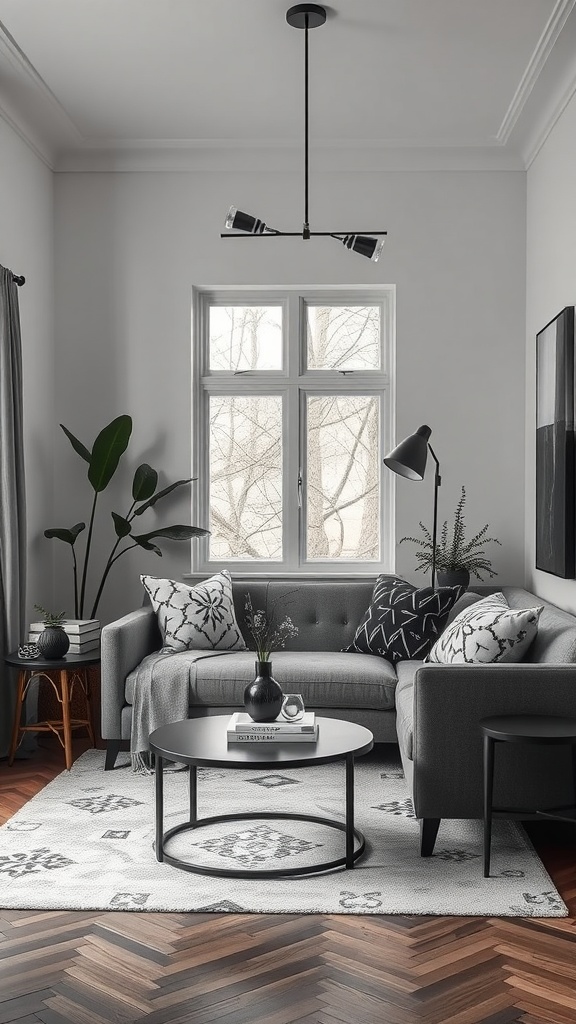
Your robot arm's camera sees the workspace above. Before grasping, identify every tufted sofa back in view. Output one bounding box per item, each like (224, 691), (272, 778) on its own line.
(231, 579), (374, 652)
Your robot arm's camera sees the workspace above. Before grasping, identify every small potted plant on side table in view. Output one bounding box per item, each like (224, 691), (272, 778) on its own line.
(33, 605), (70, 659)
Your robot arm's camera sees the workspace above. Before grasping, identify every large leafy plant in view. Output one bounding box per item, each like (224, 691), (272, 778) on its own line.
(399, 485), (501, 580)
(45, 415), (208, 619)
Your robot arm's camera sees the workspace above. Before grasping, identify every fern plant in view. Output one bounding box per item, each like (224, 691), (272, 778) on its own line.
(399, 486), (501, 580)
(34, 604), (66, 628)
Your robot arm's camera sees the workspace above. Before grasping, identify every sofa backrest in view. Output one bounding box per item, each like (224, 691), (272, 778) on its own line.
(503, 586), (576, 663)
(231, 580), (374, 653)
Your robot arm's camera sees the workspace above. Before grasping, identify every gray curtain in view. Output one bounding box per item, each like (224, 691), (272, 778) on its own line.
(0, 266), (26, 758)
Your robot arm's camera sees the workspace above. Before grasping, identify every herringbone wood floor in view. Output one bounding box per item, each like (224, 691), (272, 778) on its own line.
(1, 740), (575, 1024)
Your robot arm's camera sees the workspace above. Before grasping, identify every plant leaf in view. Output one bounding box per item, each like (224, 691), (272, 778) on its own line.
(133, 478), (195, 515)
(88, 415), (133, 493)
(132, 535), (163, 555)
(44, 523), (86, 545)
(60, 425), (91, 463)
(132, 463), (158, 502)
(132, 525), (209, 542)
(111, 512), (132, 538)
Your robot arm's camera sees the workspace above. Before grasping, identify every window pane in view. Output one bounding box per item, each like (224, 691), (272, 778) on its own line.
(306, 305), (381, 370)
(306, 395), (380, 560)
(209, 306), (282, 370)
(209, 394), (282, 559)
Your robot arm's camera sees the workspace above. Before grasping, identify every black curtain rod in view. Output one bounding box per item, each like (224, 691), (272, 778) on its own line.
(12, 274), (25, 286)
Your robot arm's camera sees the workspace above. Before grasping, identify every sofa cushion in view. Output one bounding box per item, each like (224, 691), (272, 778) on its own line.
(125, 649), (398, 711)
(394, 660), (423, 762)
(345, 575), (463, 663)
(445, 590), (483, 626)
(503, 587), (576, 663)
(427, 592), (542, 665)
(141, 571), (246, 653)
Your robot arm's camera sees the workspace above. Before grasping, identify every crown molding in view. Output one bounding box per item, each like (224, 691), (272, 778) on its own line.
(0, 94), (54, 169)
(496, 0), (576, 144)
(54, 142), (525, 174)
(522, 49), (576, 167)
(0, 20), (82, 141)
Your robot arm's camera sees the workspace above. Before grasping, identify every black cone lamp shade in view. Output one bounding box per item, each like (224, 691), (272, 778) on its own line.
(384, 425), (441, 589)
(335, 234), (386, 262)
(383, 425), (432, 480)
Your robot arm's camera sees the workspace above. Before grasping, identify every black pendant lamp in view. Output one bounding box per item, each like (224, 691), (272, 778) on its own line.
(222, 4), (387, 261)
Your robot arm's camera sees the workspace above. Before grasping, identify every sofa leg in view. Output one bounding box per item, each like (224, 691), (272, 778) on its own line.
(420, 817), (441, 856)
(105, 740), (122, 771)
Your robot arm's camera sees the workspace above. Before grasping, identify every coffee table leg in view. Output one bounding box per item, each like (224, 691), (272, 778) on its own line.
(189, 765), (197, 823)
(155, 754), (164, 863)
(346, 753), (355, 868)
(483, 734), (495, 878)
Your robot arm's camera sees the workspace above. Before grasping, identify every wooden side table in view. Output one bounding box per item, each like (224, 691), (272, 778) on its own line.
(480, 714), (576, 878)
(5, 650), (100, 770)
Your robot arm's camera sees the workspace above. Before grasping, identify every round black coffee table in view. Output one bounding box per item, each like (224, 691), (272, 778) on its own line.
(149, 716), (374, 878)
(480, 714), (576, 878)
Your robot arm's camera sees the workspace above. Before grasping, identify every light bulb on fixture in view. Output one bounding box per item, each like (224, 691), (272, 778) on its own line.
(221, 5), (387, 260)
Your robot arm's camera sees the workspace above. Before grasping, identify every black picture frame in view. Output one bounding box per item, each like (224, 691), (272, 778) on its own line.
(536, 306), (575, 578)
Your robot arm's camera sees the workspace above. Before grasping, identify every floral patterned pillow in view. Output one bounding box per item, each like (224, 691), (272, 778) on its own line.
(141, 571), (246, 652)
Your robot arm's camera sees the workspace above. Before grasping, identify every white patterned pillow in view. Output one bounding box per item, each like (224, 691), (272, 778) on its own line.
(141, 571), (246, 652)
(427, 592), (542, 664)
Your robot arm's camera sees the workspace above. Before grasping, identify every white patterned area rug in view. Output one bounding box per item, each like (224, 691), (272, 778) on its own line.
(0, 749), (567, 917)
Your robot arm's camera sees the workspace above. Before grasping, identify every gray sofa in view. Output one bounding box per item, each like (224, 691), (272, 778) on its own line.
(101, 579), (576, 855)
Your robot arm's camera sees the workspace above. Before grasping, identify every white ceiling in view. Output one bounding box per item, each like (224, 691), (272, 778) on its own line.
(0, 0), (575, 169)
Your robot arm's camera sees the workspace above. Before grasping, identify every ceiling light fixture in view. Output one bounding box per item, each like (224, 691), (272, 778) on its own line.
(221, 4), (387, 261)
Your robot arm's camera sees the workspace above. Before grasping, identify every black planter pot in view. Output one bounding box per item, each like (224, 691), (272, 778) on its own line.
(436, 568), (470, 590)
(36, 626), (70, 660)
(244, 661), (284, 722)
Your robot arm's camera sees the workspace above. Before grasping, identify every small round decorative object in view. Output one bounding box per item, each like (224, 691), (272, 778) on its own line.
(244, 661), (284, 722)
(18, 643), (40, 660)
(281, 693), (305, 721)
(36, 626), (70, 660)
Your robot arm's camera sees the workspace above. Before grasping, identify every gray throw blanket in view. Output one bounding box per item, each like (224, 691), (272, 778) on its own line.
(130, 648), (226, 771)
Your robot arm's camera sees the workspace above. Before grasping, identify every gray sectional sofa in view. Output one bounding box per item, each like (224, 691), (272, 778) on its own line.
(101, 578), (576, 855)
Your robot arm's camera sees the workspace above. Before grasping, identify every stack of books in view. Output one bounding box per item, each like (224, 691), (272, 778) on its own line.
(29, 619), (100, 655)
(227, 711), (318, 743)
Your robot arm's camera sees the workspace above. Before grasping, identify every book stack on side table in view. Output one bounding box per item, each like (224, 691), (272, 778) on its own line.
(227, 711), (318, 743)
(29, 619), (101, 655)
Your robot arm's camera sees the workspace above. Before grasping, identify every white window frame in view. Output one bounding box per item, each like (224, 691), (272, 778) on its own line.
(191, 285), (395, 576)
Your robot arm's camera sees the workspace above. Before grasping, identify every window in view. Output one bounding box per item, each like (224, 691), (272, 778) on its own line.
(192, 288), (394, 573)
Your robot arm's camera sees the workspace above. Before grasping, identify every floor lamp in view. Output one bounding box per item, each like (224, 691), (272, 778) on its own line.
(383, 425), (441, 590)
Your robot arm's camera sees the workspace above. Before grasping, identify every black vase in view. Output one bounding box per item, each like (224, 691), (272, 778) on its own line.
(36, 626), (70, 660)
(244, 661), (284, 722)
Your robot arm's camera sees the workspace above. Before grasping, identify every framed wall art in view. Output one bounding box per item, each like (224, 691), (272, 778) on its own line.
(536, 305), (575, 578)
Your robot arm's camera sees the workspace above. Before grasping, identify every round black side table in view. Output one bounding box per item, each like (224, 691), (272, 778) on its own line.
(480, 714), (576, 878)
(5, 650), (100, 770)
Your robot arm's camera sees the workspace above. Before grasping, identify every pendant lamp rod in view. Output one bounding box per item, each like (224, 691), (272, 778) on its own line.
(221, 4), (388, 261)
(303, 11), (310, 237)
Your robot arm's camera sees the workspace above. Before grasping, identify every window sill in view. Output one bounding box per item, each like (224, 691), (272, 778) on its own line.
(184, 570), (387, 583)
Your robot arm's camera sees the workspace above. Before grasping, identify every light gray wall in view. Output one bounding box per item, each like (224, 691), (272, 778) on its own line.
(54, 165), (526, 623)
(0, 118), (54, 626)
(526, 91), (576, 612)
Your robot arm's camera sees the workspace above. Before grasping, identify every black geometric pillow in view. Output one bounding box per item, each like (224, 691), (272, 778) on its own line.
(344, 575), (464, 663)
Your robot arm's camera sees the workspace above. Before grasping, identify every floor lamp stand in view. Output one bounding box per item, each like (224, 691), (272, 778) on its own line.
(428, 444), (441, 590)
